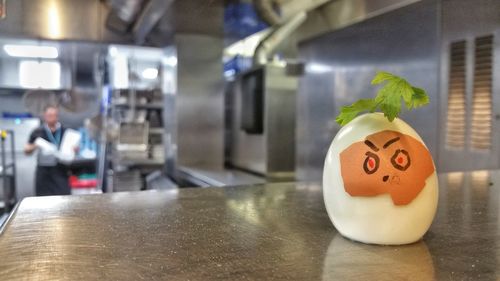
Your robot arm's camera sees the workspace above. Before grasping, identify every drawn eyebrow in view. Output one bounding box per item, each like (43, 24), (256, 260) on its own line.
(364, 140), (379, 151)
(383, 137), (400, 149)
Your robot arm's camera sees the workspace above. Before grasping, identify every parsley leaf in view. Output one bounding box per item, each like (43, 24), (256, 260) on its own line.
(410, 86), (429, 108)
(371, 71), (397, 85)
(335, 71), (430, 125)
(335, 99), (377, 126)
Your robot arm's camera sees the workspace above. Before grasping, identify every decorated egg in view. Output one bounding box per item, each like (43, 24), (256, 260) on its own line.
(323, 113), (438, 245)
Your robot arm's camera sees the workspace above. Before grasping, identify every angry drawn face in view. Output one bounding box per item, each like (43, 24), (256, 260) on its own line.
(339, 130), (435, 205)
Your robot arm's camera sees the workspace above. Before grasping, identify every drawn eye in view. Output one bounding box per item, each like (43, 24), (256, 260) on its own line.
(391, 149), (411, 171)
(363, 151), (380, 174)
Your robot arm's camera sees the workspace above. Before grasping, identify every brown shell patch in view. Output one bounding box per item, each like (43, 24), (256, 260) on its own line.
(339, 130), (435, 205)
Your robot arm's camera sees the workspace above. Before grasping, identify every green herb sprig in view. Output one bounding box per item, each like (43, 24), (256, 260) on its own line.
(335, 71), (430, 126)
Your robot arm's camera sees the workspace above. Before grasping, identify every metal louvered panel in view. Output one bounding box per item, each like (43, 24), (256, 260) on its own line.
(446, 41), (467, 149)
(471, 35), (493, 150)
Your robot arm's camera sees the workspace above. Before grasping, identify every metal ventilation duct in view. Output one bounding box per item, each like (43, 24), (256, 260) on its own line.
(296, 0), (421, 42)
(110, 0), (144, 22)
(106, 0), (145, 34)
(253, 0), (331, 25)
(0, 0), (174, 46)
(253, 12), (306, 65)
(0, 0), (110, 41)
(132, 0), (175, 45)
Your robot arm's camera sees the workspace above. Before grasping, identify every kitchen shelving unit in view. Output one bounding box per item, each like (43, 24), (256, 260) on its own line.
(0, 130), (16, 213)
(109, 88), (165, 192)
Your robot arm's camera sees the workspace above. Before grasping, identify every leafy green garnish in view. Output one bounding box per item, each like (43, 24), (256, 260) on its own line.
(335, 71), (430, 126)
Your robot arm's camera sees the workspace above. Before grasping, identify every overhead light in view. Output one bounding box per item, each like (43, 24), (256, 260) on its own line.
(142, 68), (158, 79)
(306, 63), (332, 74)
(112, 55), (129, 89)
(109, 46), (118, 57)
(19, 60), (61, 89)
(4, 45), (58, 59)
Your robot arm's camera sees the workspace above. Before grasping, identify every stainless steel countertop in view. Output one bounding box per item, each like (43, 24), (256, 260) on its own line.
(0, 170), (498, 280)
(177, 166), (266, 187)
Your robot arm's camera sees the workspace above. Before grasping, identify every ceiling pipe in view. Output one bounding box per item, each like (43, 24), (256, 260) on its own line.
(132, 0), (175, 45)
(253, 0), (282, 26)
(279, 0), (332, 21)
(253, 11), (306, 66)
(111, 0), (145, 22)
(252, 0), (334, 66)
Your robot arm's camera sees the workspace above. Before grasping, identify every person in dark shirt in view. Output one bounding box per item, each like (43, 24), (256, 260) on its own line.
(24, 106), (71, 196)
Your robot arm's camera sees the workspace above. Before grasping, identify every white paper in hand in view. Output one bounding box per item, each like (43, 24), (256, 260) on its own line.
(57, 129), (81, 163)
(34, 137), (57, 155)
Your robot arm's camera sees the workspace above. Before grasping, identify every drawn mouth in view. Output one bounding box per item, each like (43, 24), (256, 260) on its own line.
(391, 175), (401, 185)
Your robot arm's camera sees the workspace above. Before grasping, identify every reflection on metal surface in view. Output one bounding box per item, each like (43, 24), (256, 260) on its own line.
(471, 170), (491, 189)
(446, 172), (464, 189)
(23, 196), (68, 210)
(227, 186), (288, 227)
(47, 0), (62, 39)
(0, 0), (106, 42)
(322, 235), (434, 280)
(227, 199), (261, 226)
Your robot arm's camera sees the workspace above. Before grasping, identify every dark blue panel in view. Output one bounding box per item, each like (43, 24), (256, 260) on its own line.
(224, 3), (268, 39)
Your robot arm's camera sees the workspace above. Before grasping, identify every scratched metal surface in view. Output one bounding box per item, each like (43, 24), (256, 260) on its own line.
(0, 170), (498, 280)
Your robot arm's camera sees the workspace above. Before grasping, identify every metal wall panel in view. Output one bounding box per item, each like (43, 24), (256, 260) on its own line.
(162, 47), (178, 177)
(266, 66), (297, 175)
(229, 64), (297, 178)
(438, 0), (500, 171)
(296, 0), (440, 181)
(0, 0), (112, 42)
(175, 34), (224, 168)
(230, 71), (266, 174)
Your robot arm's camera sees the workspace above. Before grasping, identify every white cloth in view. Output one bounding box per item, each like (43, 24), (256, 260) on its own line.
(35, 129), (81, 165)
(57, 129), (81, 164)
(34, 138), (58, 166)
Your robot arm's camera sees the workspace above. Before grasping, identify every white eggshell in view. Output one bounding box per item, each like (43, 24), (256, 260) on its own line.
(323, 113), (438, 245)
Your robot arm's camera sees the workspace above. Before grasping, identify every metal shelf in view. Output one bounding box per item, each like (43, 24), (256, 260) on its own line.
(149, 128), (164, 134)
(0, 130), (16, 213)
(112, 103), (163, 110)
(115, 158), (164, 166)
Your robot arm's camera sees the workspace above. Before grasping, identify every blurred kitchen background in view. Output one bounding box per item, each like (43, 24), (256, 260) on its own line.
(0, 0), (498, 212)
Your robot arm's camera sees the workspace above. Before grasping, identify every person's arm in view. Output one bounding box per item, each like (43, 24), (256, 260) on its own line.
(25, 129), (39, 155)
(24, 143), (37, 155)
